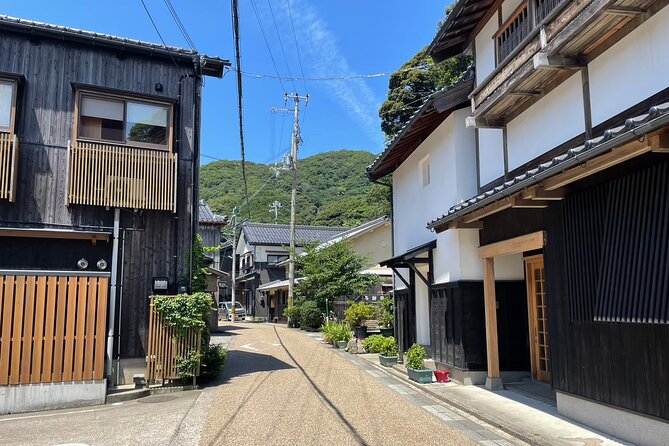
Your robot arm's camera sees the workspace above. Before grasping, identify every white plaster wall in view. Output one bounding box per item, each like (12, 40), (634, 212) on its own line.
(433, 229), (484, 284)
(507, 73), (585, 171)
(393, 108), (476, 257)
(478, 128), (505, 186)
(475, 14), (498, 85)
(494, 253), (525, 280)
(415, 264), (430, 345)
(588, 5), (669, 126)
(350, 224), (392, 265)
(502, 0), (524, 21)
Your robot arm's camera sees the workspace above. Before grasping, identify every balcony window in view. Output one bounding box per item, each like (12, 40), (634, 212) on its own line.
(0, 80), (16, 133)
(267, 253), (289, 266)
(77, 92), (171, 151)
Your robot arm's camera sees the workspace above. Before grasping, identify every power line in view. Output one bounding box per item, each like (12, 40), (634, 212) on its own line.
(138, 0), (181, 70)
(248, 0), (287, 93)
(232, 0), (252, 220)
(163, 0), (197, 50)
(229, 63), (435, 81)
(266, 0), (297, 92)
(285, 0), (308, 94)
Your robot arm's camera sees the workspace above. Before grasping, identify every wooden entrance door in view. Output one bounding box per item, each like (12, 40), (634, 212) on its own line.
(525, 256), (551, 383)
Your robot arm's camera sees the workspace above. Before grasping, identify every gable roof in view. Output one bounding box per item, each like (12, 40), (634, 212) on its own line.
(427, 0), (496, 62)
(241, 223), (347, 247)
(367, 68), (474, 181)
(199, 201), (227, 225)
(427, 101), (669, 231)
(0, 15), (229, 77)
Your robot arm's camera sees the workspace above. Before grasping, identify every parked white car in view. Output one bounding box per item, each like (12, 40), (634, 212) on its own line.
(219, 301), (246, 321)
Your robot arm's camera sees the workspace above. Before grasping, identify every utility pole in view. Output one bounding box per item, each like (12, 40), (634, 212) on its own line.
(285, 93), (308, 309)
(269, 200), (282, 224)
(230, 208), (238, 323)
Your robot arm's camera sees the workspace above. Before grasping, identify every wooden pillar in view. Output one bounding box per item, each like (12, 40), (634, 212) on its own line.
(483, 257), (503, 390)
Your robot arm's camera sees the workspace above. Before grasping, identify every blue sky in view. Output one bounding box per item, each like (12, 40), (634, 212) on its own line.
(0, 1), (448, 164)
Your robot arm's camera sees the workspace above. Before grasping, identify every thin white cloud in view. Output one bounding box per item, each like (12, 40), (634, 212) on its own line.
(273, 0), (384, 145)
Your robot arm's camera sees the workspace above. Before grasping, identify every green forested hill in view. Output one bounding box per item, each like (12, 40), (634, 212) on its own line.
(200, 150), (390, 227)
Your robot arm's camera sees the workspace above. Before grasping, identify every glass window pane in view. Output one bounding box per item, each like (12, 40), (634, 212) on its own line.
(126, 102), (168, 146)
(80, 97), (124, 142)
(0, 81), (15, 130)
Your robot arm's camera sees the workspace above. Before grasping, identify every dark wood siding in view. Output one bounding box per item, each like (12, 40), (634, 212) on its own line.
(430, 281), (529, 371)
(480, 208), (544, 246)
(0, 31), (199, 358)
(394, 285), (416, 354)
(545, 158), (669, 421)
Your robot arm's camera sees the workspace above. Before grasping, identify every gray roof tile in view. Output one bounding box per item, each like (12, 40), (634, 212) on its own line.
(242, 223), (347, 246)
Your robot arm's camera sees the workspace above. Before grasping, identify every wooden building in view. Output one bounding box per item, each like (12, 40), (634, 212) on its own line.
(370, 0), (669, 442)
(0, 14), (228, 405)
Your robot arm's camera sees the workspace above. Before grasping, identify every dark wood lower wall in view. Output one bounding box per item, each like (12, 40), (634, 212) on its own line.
(545, 156), (669, 421)
(430, 280), (529, 371)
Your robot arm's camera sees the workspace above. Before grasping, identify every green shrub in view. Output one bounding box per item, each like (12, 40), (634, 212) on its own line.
(379, 298), (394, 328)
(334, 322), (352, 342)
(153, 292), (213, 333)
(200, 344), (227, 381)
(344, 301), (377, 327)
(380, 337), (398, 357)
(406, 343), (426, 370)
(284, 304), (302, 327)
(362, 334), (386, 354)
(321, 320), (338, 343)
(300, 301), (323, 329)
(176, 349), (201, 379)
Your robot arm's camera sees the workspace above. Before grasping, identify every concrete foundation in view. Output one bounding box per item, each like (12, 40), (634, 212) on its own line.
(115, 357), (147, 385)
(446, 367), (529, 386)
(557, 391), (669, 446)
(0, 380), (107, 415)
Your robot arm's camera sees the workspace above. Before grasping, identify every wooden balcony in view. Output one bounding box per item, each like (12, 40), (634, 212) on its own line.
(67, 141), (177, 212)
(0, 132), (18, 202)
(468, 0), (663, 127)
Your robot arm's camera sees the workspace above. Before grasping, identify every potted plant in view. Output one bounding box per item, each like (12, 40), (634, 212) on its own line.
(344, 301), (376, 339)
(335, 322), (352, 349)
(362, 334), (386, 354)
(406, 343), (433, 383)
(378, 336), (399, 367)
(321, 321), (337, 345)
(378, 298), (394, 337)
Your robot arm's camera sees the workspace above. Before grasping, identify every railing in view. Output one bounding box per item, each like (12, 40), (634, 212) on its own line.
(0, 132), (18, 202)
(536, 0), (566, 23)
(0, 272), (109, 385)
(68, 141), (177, 212)
(496, 1), (532, 63)
(146, 295), (201, 386)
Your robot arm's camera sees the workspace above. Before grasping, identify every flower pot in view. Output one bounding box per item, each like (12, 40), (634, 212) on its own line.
(434, 369), (450, 383)
(354, 325), (368, 339)
(337, 340), (348, 349)
(379, 327), (394, 337)
(407, 367), (434, 384)
(379, 354), (398, 367)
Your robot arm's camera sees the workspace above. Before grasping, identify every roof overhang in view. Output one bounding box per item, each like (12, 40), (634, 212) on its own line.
(0, 227), (111, 243)
(380, 240), (436, 268)
(368, 74), (474, 181)
(427, 0), (497, 62)
(427, 102), (669, 233)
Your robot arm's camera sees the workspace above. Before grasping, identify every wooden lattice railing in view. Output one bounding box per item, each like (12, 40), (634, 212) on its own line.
(495, 1), (532, 63)
(68, 141), (177, 212)
(0, 272), (109, 385)
(146, 295), (201, 386)
(0, 132), (18, 202)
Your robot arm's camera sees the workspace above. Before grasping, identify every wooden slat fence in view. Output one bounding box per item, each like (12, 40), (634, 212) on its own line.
(68, 141), (177, 212)
(146, 295), (201, 385)
(0, 272), (109, 385)
(0, 132), (18, 202)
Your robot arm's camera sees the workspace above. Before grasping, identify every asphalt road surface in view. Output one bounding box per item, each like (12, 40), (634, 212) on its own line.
(199, 324), (477, 446)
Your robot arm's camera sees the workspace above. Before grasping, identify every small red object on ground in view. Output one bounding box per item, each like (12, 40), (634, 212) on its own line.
(434, 369), (450, 383)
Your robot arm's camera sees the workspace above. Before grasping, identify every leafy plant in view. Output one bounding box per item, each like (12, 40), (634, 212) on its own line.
(182, 234), (208, 293)
(200, 344), (227, 381)
(283, 304), (302, 327)
(300, 300), (323, 329)
(295, 241), (381, 312)
(176, 349), (201, 379)
(153, 292), (213, 333)
(321, 320), (338, 343)
(380, 337), (398, 357)
(362, 334), (386, 354)
(407, 343), (427, 370)
(344, 301), (378, 327)
(321, 321), (352, 343)
(379, 298), (394, 328)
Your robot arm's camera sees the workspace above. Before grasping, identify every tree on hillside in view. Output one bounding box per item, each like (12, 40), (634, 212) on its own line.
(378, 8), (471, 142)
(295, 241), (380, 311)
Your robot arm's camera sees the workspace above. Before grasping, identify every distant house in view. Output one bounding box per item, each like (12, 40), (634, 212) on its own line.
(258, 216), (393, 320)
(0, 15), (227, 412)
(234, 223), (347, 319)
(197, 201), (228, 315)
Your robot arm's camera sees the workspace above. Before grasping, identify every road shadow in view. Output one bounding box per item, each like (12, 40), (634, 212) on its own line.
(218, 350), (294, 383)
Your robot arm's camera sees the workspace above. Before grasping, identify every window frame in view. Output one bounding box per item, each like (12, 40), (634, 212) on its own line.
(74, 89), (174, 152)
(0, 77), (18, 134)
(419, 155), (431, 188)
(267, 252), (289, 266)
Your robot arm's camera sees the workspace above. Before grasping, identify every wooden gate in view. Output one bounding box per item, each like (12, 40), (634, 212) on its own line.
(146, 295), (201, 385)
(0, 271), (109, 385)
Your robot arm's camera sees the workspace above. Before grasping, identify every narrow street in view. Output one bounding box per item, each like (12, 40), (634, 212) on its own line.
(200, 324), (522, 446)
